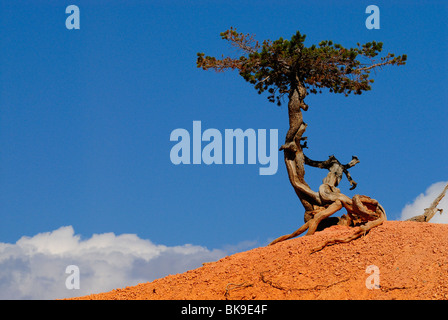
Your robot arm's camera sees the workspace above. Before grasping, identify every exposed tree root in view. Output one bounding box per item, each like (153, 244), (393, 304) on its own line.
(224, 282), (253, 298)
(311, 210), (386, 253)
(269, 194), (387, 253)
(269, 201), (343, 246)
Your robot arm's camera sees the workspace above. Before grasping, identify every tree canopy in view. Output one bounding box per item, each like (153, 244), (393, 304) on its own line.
(197, 27), (407, 105)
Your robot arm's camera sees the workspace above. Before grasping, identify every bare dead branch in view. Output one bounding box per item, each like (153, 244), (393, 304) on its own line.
(406, 182), (448, 222)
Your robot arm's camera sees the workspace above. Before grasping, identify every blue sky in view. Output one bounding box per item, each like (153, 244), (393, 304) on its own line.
(0, 1), (447, 298)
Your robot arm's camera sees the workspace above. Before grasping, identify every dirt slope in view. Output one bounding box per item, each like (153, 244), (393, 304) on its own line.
(71, 221), (448, 300)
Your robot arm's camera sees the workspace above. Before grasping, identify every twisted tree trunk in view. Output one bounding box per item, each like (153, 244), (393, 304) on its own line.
(269, 82), (387, 251)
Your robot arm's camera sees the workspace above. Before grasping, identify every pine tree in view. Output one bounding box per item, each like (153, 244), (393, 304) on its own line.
(197, 28), (407, 251)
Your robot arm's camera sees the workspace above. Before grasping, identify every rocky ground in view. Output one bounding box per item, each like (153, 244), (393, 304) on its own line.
(70, 221), (448, 300)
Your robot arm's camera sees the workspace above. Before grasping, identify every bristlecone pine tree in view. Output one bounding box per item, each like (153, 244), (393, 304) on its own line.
(197, 28), (407, 252)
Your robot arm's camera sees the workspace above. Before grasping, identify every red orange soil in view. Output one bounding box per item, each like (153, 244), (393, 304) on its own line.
(71, 221), (448, 300)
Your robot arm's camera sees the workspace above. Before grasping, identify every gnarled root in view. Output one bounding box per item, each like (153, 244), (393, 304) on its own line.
(311, 195), (386, 253)
(269, 201), (343, 246)
(269, 194), (386, 252)
(268, 221), (310, 246)
(311, 210), (386, 253)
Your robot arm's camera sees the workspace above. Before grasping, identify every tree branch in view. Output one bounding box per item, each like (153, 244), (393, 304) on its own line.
(406, 182), (448, 222)
(304, 154), (360, 190)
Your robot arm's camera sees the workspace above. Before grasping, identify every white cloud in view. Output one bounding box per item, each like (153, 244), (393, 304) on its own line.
(400, 181), (448, 223)
(0, 226), (235, 300)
